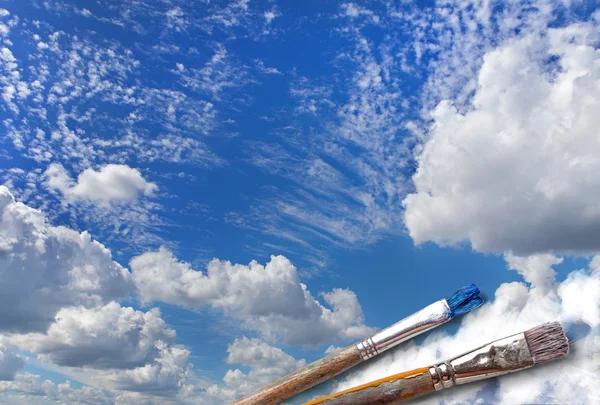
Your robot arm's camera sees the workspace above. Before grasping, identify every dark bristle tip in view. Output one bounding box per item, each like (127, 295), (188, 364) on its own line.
(446, 283), (484, 317)
(524, 321), (569, 364)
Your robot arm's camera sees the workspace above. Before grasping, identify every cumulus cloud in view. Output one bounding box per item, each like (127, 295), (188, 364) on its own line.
(130, 249), (375, 345)
(505, 253), (560, 291)
(0, 339), (24, 381)
(0, 186), (191, 399)
(0, 186), (132, 333)
(5, 302), (193, 399)
(332, 255), (600, 404)
(403, 20), (600, 255)
(45, 163), (157, 204)
(14, 303), (175, 370)
(114, 341), (191, 394)
(205, 337), (306, 402)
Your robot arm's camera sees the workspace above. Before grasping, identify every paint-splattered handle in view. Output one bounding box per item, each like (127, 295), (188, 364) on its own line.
(229, 345), (363, 405)
(302, 368), (435, 405)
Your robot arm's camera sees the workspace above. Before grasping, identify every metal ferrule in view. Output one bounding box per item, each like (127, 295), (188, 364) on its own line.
(356, 300), (451, 361)
(428, 332), (535, 391)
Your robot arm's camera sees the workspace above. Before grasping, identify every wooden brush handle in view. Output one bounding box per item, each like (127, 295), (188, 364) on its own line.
(230, 345), (363, 405)
(302, 367), (435, 405)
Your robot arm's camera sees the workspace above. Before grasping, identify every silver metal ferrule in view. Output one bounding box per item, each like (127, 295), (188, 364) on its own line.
(428, 332), (535, 391)
(356, 300), (451, 361)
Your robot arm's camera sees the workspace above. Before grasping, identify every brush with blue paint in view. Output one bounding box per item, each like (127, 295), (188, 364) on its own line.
(230, 284), (484, 405)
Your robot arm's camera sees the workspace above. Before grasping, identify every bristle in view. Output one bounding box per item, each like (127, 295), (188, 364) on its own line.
(445, 283), (484, 317)
(524, 321), (569, 364)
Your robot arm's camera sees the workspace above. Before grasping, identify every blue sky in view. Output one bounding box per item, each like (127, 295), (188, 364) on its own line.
(0, 1), (598, 404)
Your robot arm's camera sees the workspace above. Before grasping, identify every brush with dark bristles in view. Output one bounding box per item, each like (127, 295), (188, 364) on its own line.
(303, 321), (569, 405)
(525, 321), (569, 364)
(230, 284), (484, 405)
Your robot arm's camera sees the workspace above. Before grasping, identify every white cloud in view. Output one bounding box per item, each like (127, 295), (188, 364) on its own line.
(505, 253), (560, 291)
(404, 20), (600, 255)
(0, 339), (24, 381)
(255, 59), (281, 75)
(165, 7), (186, 32)
(131, 249), (375, 345)
(0, 186), (132, 333)
(340, 3), (377, 22)
(7, 302), (195, 400)
(45, 163), (157, 204)
(14, 303), (175, 370)
(204, 0), (251, 31)
(264, 11), (277, 24)
(172, 44), (251, 98)
(79, 8), (93, 18)
(205, 337), (305, 402)
(0, 45), (20, 114)
(324, 345), (342, 355)
(331, 255), (600, 404)
(343, 3), (361, 18)
(0, 186), (192, 400)
(114, 341), (191, 394)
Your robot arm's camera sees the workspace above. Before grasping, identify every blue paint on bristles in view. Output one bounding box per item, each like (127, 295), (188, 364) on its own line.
(446, 283), (484, 317)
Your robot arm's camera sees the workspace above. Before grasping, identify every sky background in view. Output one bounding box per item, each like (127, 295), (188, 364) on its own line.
(0, 0), (598, 404)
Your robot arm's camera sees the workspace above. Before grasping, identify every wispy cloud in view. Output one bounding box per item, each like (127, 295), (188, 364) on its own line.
(171, 44), (254, 99)
(240, 13), (416, 255)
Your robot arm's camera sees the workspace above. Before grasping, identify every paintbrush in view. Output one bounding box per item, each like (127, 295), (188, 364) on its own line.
(229, 284), (484, 405)
(303, 321), (569, 405)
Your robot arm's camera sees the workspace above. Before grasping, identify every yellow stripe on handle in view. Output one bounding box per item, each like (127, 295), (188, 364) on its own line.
(303, 367), (433, 405)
